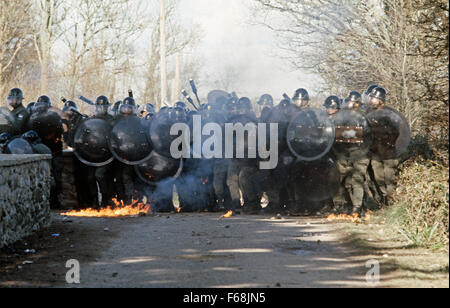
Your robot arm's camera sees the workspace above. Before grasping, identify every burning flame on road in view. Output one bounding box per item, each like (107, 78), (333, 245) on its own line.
(222, 210), (234, 219)
(61, 198), (151, 218)
(327, 211), (372, 223)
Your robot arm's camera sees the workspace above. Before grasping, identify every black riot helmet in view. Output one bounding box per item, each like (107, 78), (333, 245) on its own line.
(33, 101), (50, 114)
(257, 94), (274, 107)
(175, 101), (187, 110)
(139, 103), (156, 116)
(365, 84), (379, 95)
(7, 88), (24, 108)
(347, 91), (361, 109)
(37, 95), (52, 107)
(323, 96), (341, 110)
(62, 100), (79, 114)
(279, 98), (292, 108)
(94, 95), (110, 117)
(95, 95), (110, 106)
(8, 88), (24, 100)
(348, 91), (362, 103)
(369, 86), (387, 102)
(236, 97), (253, 115)
(22, 130), (40, 144)
(111, 101), (122, 115)
(293, 88), (310, 101)
(293, 88), (310, 108)
(0, 132), (12, 144)
(170, 106), (187, 122)
(26, 102), (36, 114)
(363, 84), (379, 105)
(119, 97), (136, 116)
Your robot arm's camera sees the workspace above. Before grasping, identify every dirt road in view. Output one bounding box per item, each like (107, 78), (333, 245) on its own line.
(0, 212), (448, 288)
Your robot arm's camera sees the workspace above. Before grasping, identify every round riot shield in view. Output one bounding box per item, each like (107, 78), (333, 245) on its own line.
(366, 107), (411, 160)
(4, 137), (34, 155)
(134, 151), (183, 186)
(0, 107), (15, 135)
(290, 156), (340, 202)
(73, 118), (114, 167)
(207, 90), (229, 107)
(331, 109), (373, 161)
(149, 109), (188, 158)
(109, 115), (153, 165)
(287, 108), (335, 162)
(28, 110), (63, 144)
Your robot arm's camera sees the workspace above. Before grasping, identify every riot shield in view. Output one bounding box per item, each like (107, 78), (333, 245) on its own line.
(287, 108), (335, 162)
(0, 107), (15, 135)
(134, 151), (183, 186)
(149, 108), (188, 158)
(331, 109), (372, 161)
(263, 103), (299, 154)
(28, 110), (63, 145)
(4, 137), (34, 155)
(366, 107), (411, 160)
(109, 115), (153, 165)
(73, 117), (114, 167)
(188, 108), (227, 159)
(290, 156), (340, 202)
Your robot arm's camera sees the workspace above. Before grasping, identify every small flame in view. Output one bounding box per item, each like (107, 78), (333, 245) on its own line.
(61, 198), (151, 218)
(177, 207), (182, 213)
(327, 213), (361, 223)
(222, 210), (233, 219)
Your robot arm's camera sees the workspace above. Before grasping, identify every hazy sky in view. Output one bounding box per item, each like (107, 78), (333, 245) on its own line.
(176, 0), (319, 99)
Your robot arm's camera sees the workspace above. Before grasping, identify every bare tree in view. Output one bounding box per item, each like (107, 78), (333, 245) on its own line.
(0, 0), (33, 98)
(142, 0), (202, 109)
(252, 0), (449, 142)
(31, 0), (67, 95)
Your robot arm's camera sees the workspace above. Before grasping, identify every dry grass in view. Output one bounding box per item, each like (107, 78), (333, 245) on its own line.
(382, 137), (449, 251)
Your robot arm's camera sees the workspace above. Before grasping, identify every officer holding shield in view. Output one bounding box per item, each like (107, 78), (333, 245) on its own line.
(367, 87), (400, 205)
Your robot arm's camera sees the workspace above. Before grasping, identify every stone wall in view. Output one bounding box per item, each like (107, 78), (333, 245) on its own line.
(0, 154), (53, 248)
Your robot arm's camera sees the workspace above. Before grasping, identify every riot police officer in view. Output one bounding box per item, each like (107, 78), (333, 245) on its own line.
(331, 91), (370, 216)
(212, 100), (236, 212)
(257, 94), (274, 121)
(29, 96), (64, 208)
(113, 97), (139, 203)
(6, 88), (30, 135)
(226, 97), (261, 215)
(91, 95), (117, 206)
(62, 100), (86, 148)
(367, 87), (399, 205)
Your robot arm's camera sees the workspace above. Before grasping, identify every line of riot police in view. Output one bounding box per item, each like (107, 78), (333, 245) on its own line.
(1, 83), (410, 217)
